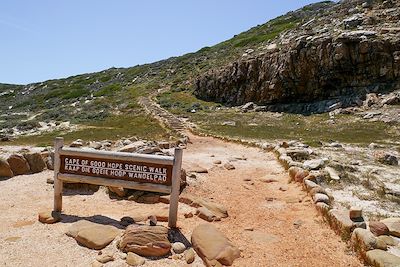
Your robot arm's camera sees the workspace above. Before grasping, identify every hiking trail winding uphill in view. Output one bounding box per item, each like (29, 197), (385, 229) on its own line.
(0, 93), (363, 266)
(0, 135), (363, 266)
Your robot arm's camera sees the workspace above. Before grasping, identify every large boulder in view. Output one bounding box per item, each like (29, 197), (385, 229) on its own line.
(23, 152), (46, 173)
(191, 224), (240, 266)
(119, 225), (171, 257)
(381, 218), (400, 238)
(66, 220), (120, 250)
(0, 158), (13, 178)
(7, 154), (30, 175)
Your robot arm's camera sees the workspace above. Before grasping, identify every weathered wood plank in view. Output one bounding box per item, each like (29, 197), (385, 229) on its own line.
(168, 148), (183, 228)
(53, 137), (64, 212)
(60, 148), (174, 165)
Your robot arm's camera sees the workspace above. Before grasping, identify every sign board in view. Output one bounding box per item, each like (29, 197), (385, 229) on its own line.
(59, 155), (173, 185)
(52, 137), (182, 228)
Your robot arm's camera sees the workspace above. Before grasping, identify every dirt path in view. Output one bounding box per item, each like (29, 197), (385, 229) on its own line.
(0, 133), (362, 267)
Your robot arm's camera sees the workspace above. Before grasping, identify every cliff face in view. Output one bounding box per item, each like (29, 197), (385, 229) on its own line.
(195, 0), (400, 113)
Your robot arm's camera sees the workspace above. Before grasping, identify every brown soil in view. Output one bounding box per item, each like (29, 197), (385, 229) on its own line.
(0, 133), (363, 267)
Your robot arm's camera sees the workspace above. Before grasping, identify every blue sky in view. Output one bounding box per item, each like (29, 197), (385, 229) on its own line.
(1, 0), (321, 85)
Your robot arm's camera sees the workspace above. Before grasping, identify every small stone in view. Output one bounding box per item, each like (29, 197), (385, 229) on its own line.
(224, 162), (235, 170)
(376, 238), (388, 250)
(288, 166), (302, 181)
(126, 252), (145, 266)
(189, 165), (208, 173)
(380, 218), (400, 237)
(351, 228), (378, 253)
(38, 211), (61, 224)
(313, 193), (330, 204)
(184, 248), (196, 264)
(120, 216), (135, 227)
(95, 252), (114, 263)
(108, 186), (126, 198)
(303, 159), (325, 170)
(172, 254), (181, 260)
(70, 140), (83, 147)
(366, 249), (400, 267)
(325, 166), (340, 180)
(377, 235), (399, 246)
(242, 184), (253, 190)
(294, 169), (309, 183)
(279, 185), (288, 191)
(213, 160), (222, 164)
(197, 207), (218, 222)
(91, 261), (103, 267)
(46, 178), (54, 184)
(184, 212), (193, 218)
(369, 221), (389, 236)
(349, 206), (362, 220)
(172, 242), (186, 254)
(259, 177), (278, 183)
(148, 215), (157, 226)
(244, 227), (254, 231)
(293, 220), (304, 229)
(304, 179), (318, 191)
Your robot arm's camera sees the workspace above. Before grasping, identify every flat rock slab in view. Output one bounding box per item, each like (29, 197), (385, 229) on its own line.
(187, 164), (208, 173)
(119, 224), (171, 257)
(191, 224), (240, 267)
(366, 249), (400, 267)
(66, 220), (121, 250)
(381, 218), (400, 238)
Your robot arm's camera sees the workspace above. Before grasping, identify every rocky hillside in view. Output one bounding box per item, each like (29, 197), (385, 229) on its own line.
(2, 0), (398, 140)
(195, 0), (400, 113)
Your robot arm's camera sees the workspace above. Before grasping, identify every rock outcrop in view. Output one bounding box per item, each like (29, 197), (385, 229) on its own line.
(195, 0), (400, 114)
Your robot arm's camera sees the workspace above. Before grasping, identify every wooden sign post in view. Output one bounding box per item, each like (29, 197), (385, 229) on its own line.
(53, 137), (183, 228)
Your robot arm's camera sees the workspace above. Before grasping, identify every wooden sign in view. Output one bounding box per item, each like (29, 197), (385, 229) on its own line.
(59, 155), (173, 185)
(52, 137), (183, 228)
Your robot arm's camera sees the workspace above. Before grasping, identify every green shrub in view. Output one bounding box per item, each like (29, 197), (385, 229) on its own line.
(93, 84), (122, 97)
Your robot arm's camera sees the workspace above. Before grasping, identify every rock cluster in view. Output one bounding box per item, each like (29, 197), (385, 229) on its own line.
(0, 151), (47, 178)
(351, 218), (400, 266)
(278, 139), (400, 266)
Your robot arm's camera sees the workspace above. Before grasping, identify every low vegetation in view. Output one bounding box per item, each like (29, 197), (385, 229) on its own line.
(7, 114), (171, 146)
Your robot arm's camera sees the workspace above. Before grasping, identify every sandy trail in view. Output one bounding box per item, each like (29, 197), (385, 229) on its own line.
(0, 134), (362, 267)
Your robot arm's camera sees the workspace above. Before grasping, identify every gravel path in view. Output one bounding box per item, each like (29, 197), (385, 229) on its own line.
(0, 133), (363, 266)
